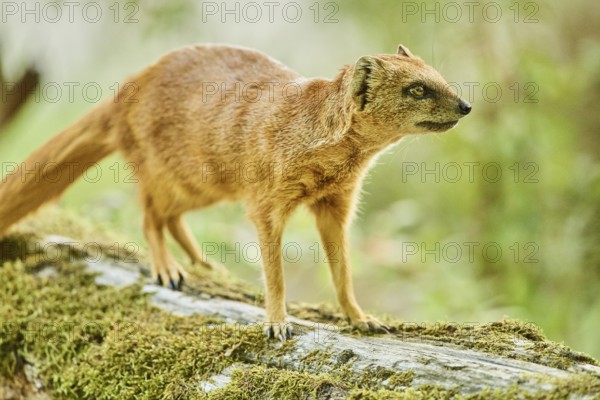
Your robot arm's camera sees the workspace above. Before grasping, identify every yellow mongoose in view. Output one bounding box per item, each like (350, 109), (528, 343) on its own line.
(0, 44), (471, 340)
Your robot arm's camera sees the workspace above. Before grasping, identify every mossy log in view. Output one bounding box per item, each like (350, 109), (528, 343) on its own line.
(1, 217), (599, 399)
(88, 251), (600, 399)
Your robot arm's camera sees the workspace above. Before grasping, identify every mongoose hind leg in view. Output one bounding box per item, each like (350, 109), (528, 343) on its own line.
(143, 207), (187, 291)
(166, 214), (215, 271)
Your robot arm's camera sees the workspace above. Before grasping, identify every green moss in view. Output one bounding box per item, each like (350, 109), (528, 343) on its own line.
(388, 370), (416, 388)
(547, 373), (600, 398)
(202, 347), (417, 397)
(348, 385), (458, 400)
(58, 314), (275, 399)
(0, 256), (276, 399)
(453, 373), (600, 400)
(292, 348), (416, 392)
(207, 366), (339, 400)
(204, 366), (416, 400)
(336, 348), (357, 365)
(394, 320), (598, 370)
(298, 348), (337, 373)
(345, 374), (600, 400)
(0, 259), (145, 378)
(336, 366), (415, 391)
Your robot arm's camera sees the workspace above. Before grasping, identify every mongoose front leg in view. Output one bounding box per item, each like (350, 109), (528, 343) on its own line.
(143, 209), (187, 290)
(166, 215), (214, 271)
(253, 217), (293, 340)
(311, 197), (389, 333)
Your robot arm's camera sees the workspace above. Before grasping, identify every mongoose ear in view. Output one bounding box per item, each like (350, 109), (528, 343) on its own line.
(351, 56), (383, 111)
(397, 44), (415, 58)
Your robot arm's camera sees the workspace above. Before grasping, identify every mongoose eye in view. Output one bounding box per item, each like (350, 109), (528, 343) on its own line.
(409, 85), (426, 98)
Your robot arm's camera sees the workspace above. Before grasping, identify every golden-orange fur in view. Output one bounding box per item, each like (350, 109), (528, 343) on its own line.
(0, 44), (470, 339)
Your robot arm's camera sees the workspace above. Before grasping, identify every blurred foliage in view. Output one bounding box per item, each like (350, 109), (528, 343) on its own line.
(1, 0), (599, 359)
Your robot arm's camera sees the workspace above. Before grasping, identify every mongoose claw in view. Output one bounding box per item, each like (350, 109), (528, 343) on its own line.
(153, 263), (187, 291)
(264, 322), (293, 341)
(264, 326), (273, 339)
(351, 315), (390, 334)
(166, 274), (184, 291)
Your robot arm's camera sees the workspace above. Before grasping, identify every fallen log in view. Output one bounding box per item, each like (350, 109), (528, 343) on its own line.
(1, 216), (599, 399)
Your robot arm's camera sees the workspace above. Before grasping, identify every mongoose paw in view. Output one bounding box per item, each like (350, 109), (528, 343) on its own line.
(264, 322), (294, 341)
(156, 273), (184, 291)
(154, 262), (187, 292)
(350, 315), (390, 334)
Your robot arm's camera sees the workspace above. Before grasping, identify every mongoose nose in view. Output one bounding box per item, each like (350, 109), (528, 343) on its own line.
(458, 100), (472, 115)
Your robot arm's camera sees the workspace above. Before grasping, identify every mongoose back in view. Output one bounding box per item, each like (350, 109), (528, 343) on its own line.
(0, 44), (471, 340)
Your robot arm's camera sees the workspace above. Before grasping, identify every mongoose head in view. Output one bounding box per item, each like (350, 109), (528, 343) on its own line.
(349, 44), (471, 138)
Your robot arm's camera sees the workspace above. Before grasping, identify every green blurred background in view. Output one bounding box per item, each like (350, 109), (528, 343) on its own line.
(1, 0), (599, 358)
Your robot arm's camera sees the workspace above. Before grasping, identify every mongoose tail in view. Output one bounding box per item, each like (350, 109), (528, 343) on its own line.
(0, 102), (118, 234)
